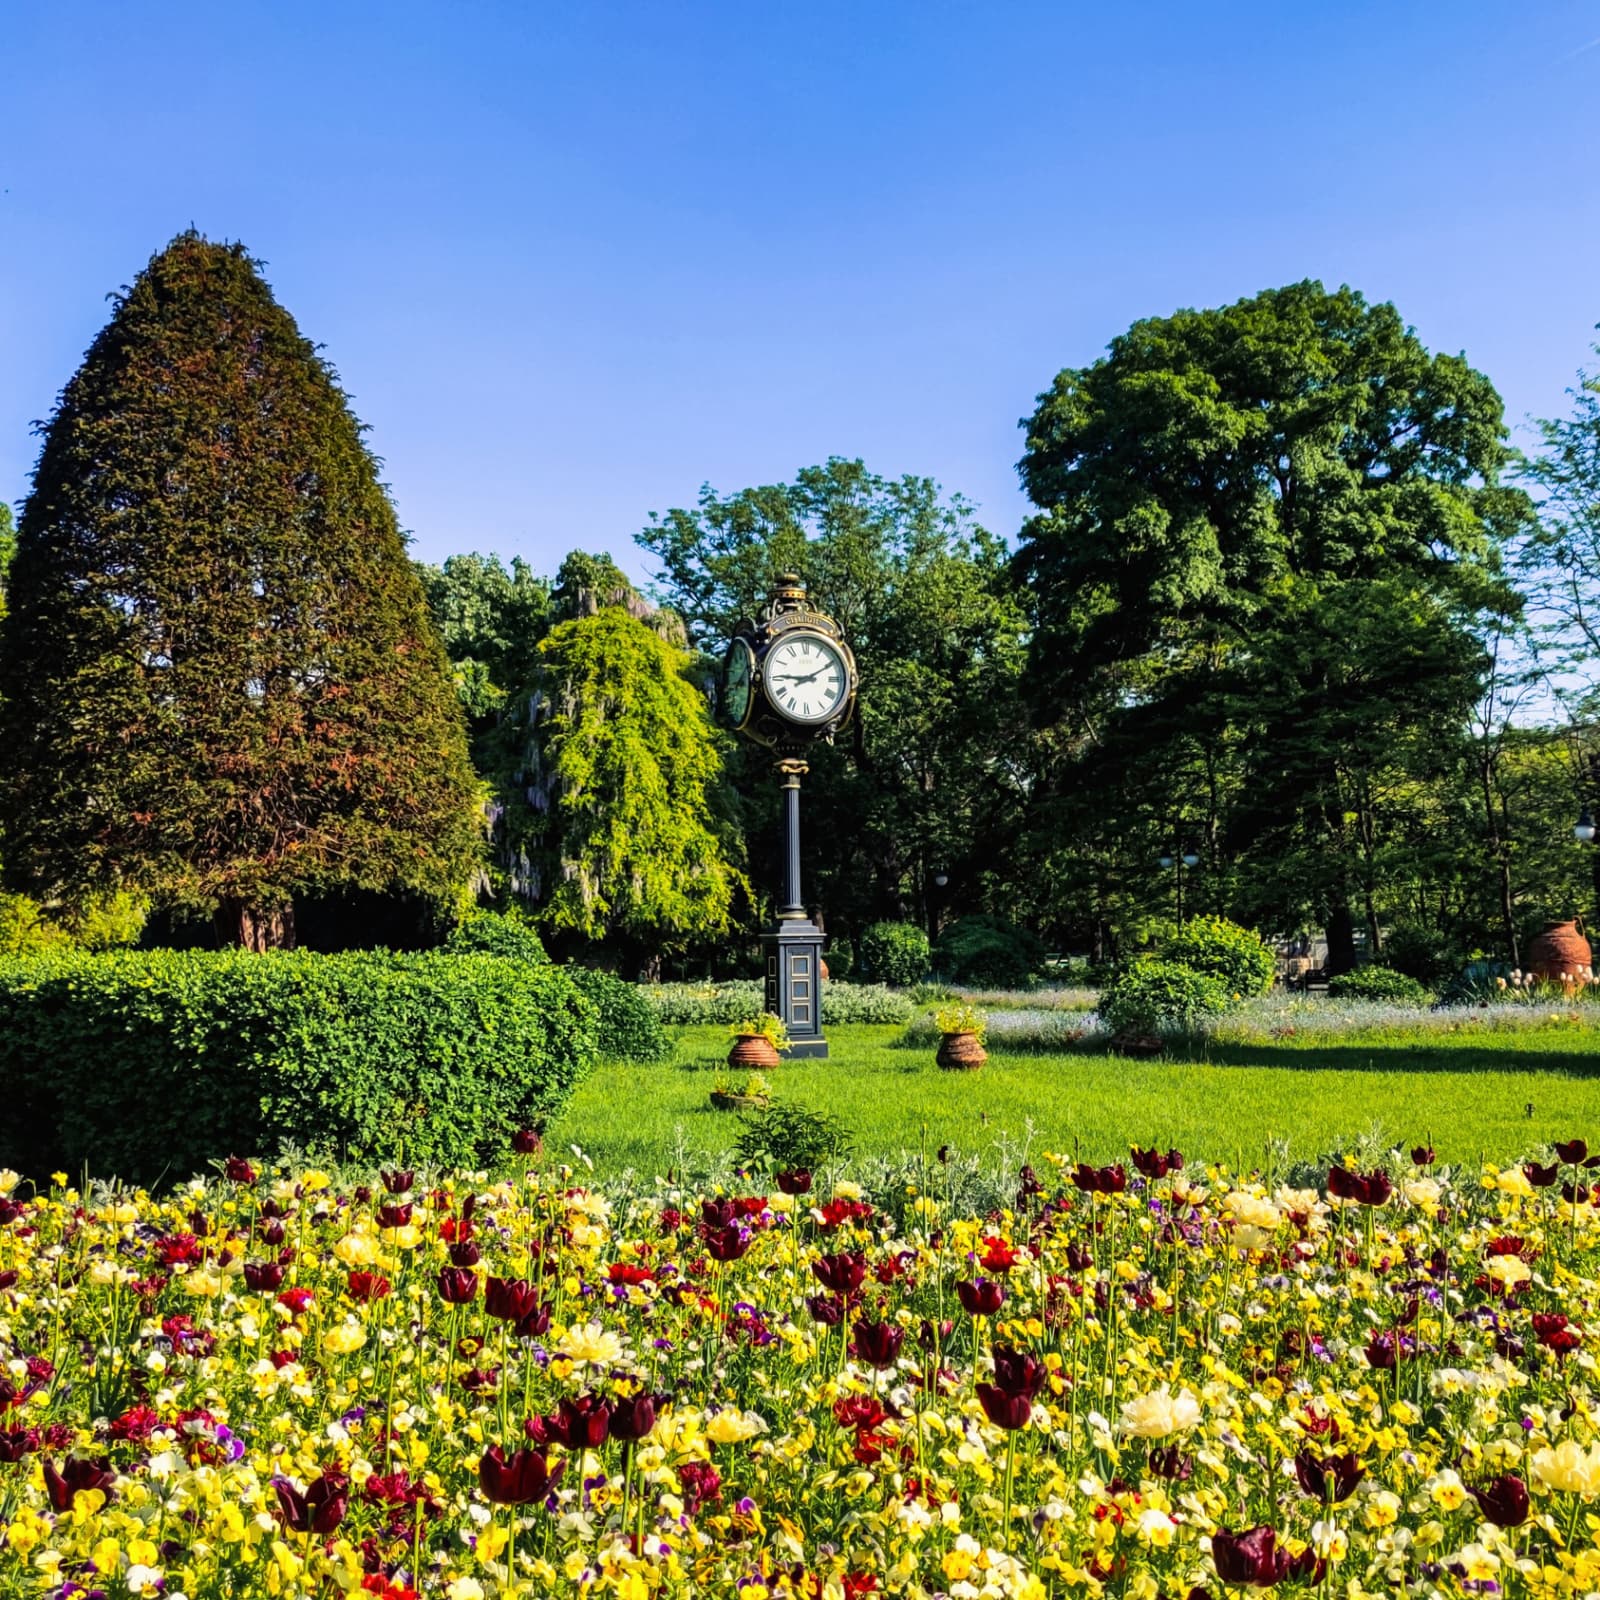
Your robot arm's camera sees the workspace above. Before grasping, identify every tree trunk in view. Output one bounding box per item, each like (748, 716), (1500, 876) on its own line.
(1324, 898), (1357, 976)
(214, 899), (296, 951)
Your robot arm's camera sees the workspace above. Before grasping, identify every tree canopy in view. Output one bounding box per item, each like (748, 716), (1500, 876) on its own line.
(0, 233), (481, 948)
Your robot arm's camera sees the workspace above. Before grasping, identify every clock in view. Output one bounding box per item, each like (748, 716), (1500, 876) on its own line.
(722, 636), (755, 728)
(761, 630), (850, 726)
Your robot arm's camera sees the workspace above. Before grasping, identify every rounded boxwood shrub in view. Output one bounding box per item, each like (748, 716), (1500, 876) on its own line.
(1160, 916), (1275, 997)
(934, 914), (1044, 988)
(0, 949), (598, 1184)
(444, 908), (550, 964)
(1327, 964), (1431, 1004)
(857, 921), (931, 987)
(1098, 959), (1230, 1036)
(567, 967), (673, 1062)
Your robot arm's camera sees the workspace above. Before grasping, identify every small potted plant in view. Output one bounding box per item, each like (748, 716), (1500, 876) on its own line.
(727, 1013), (788, 1070)
(934, 1001), (988, 1070)
(710, 1071), (772, 1111)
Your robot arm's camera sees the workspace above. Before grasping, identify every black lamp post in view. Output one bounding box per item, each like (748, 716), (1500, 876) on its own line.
(1574, 809), (1600, 936)
(1159, 843), (1200, 924)
(720, 576), (859, 1059)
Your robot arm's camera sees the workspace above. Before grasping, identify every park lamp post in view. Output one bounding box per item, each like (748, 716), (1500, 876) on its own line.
(1159, 843), (1200, 924)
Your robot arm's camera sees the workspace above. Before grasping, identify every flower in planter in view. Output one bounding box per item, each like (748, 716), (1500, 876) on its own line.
(728, 1013), (790, 1051)
(933, 1001), (987, 1041)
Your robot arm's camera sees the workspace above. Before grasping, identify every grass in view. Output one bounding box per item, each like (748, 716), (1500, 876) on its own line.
(548, 1017), (1600, 1179)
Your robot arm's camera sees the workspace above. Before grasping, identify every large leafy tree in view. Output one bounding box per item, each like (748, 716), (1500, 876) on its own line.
(0, 233), (481, 948)
(639, 459), (1030, 942)
(1017, 282), (1532, 968)
(518, 595), (744, 974)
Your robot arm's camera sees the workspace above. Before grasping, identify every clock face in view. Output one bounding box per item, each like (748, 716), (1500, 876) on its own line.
(723, 638), (755, 727)
(762, 631), (850, 725)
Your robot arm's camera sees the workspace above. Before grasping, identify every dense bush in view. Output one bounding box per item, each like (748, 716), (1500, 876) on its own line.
(934, 914), (1045, 988)
(1098, 958), (1230, 1036)
(857, 921), (932, 987)
(444, 907), (549, 964)
(640, 980), (912, 1027)
(567, 967), (673, 1062)
(1327, 964), (1433, 1003)
(0, 949), (598, 1182)
(1160, 915), (1275, 996)
(1378, 920), (1462, 985)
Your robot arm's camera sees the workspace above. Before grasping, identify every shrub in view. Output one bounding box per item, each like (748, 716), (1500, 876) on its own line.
(934, 915), (1044, 988)
(732, 1100), (854, 1174)
(822, 940), (854, 979)
(857, 921), (931, 987)
(1160, 916), (1275, 996)
(444, 908), (550, 964)
(1379, 921), (1461, 985)
(0, 949), (598, 1183)
(1328, 965), (1432, 1004)
(822, 983), (913, 1024)
(1098, 959), (1230, 1036)
(566, 967), (673, 1062)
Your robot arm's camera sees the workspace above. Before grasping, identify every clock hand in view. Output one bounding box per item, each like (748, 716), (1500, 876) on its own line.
(774, 669), (826, 684)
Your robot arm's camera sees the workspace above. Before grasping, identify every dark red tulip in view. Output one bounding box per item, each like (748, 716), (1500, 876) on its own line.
(776, 1169), (813, 1195)
(274, 1471), (348, 1534)
(347, 1271), (391, 1302)
(608, 1392), (666, 1443)
(851, 1321), (904, 1369)
(224, 1156), (257, 1183)
(1555, 1139), (1589, 1165)
(977, 1384), (1032, 1430)
(1148, 1445), (1192, 1480)
(43, 1457), (116, 1511)
(916, 1317), (953, 1350)
(1294, 1450), (1364, 1503)
(957, 1278), (1006, 1316)
(244, 1261), (285, 1292)
(381, 1169), (415, 1194)
(806, 1293), (844, 1326)
(701, 1198), (738, 1230)
(1327, 1167), (1392, 1206)
(1410, 1146), (1435, 1166)
(812, 1251), (867, 1295)
(1210, 1526), (1281, 1588)
(1072, 1163), (1127, 1195)
(0, 1428), (38, 1462)
(990, 1345), (1046, 1400)
(1470, 1473), (1530, 1529)
(1523, 1162), (1559, 1189)
(1131, 1147), (1184, 1180)
(479, 1445), (562, 1506)
(704, 1224), (749, 1262)
(258, 1219), (287, 1246)
(514, 1301), (553, 1339)
(546, 1394), (612, 1450)
(376, 1203), (413, 1229)
(449, 1240), (482, 1268)
(512, 1128), (543, 1155)
(437, 1267), (478, 1304)
(485, 1277), (540, 1323)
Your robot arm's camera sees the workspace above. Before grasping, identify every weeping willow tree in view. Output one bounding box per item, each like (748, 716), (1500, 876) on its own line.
(0, 233), (481, 948)
(517, 600), (744, 974)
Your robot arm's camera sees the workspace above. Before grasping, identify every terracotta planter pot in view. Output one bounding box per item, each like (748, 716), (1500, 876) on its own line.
(1527, 920), (1592, 982)
(710, 1090), (769, 1111)
(936, 1030), (987, 1071)
(1113, 1032), (1165, 1058)
(820, 957), (830, 981)
(727, 1035), (781, 1071)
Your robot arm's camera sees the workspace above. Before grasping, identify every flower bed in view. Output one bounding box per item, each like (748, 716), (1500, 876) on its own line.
(0, 1139), (1597, 1597)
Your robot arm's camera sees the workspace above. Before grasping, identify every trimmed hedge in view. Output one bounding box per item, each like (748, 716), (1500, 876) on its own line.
(1328, 964), (1432, 1004)
(0, 950), (598, 1183)
(1159, 916), (1275, 997)
(641, 980), (913, 1027)
(566, 967), (673, 1062)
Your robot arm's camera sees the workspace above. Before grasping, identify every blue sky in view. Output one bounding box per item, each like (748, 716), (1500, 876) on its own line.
(4, 1), (1599, 583)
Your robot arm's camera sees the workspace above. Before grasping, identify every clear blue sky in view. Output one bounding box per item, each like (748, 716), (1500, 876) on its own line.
(4, 2), (1599, 582)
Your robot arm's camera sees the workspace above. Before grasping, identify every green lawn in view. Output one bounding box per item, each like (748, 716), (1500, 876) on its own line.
(548, 1021), (1600, 1178)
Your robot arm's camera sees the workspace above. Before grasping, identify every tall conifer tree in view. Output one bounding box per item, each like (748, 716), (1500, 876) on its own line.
(0, 233), (480, 947)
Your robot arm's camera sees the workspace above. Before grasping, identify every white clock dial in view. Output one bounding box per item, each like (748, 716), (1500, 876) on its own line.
(762, 632), (849, 724)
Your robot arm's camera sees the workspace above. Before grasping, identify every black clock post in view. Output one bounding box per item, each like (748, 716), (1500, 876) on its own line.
(721, 575), (859, 1061)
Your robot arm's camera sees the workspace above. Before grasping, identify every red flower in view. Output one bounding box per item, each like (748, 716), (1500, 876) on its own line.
(1523, 1162), (1559, 1189)
(851, 1321), (904, 1370)
(478, 1445), (562, 1506)
(277, 1287), (315, 1315)
(514, 1301), (552, 1340)
(1131, 1147), (1184, 1179)
(243, 1261), (285, 1292)
(1071, 1163), (1127, 1195)
(437, 1267), (478, 1304)
(380, 1169), (415, 1194)
(678, 1458), (720, 1512)
(991, 1344), (1046, 1399)
(1410, 1146), (1435, 1166)
(348, 1271), (391, 1302)
(776, 1169), (813, 1195)
(224, 1156), (257, 1183)
(978, 1238), (1020, 1274)
(704, 1224), (749, 1262)
(1470, 1473), (1530, 1528)
(1293, 1451), (1364, 1503)
(512, 1128), (543, 1155)
(812, 1251), (867, 1295)
(1554, 1138), (1589, 1164)
(833, 1395), (888, 1432)
(608, 1262), (655, 1286)
(274, 1471), (348, 1534)
(545, 1394), (612, 1450)
(485, 1277), (540, 1323)
(376, 1202), (412, 1229)
(957, 1278), (1006, 1316)
(608, 1392), (667, 1443)
(976, 1385), (1031, 1430)
(1327, 1167), (1392, 1206)
(1210, 1526), (1281, 1587)
(44, 1456), (116, 1511)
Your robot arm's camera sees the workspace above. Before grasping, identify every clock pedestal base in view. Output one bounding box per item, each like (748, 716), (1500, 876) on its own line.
(764, 918), (828, 1059)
